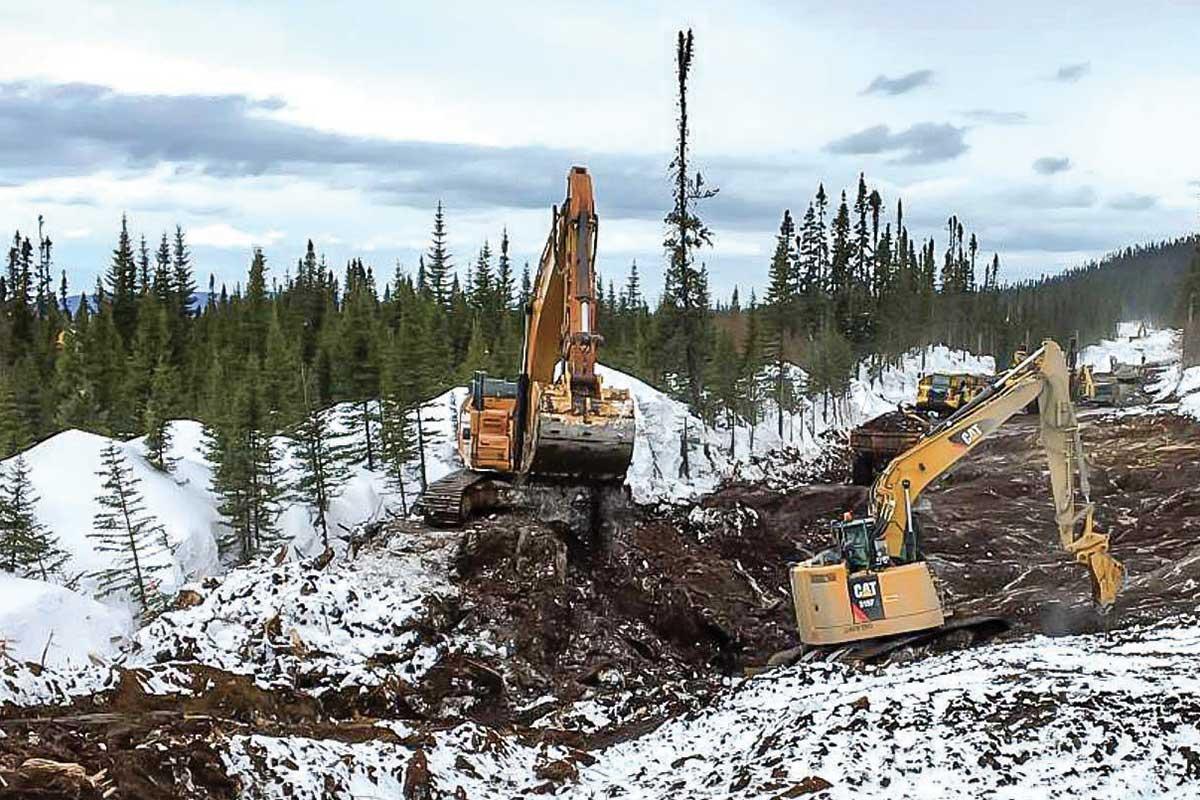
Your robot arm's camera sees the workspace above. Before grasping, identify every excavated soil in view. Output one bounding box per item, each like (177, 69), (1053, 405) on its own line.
(3, 411), (1197, 797)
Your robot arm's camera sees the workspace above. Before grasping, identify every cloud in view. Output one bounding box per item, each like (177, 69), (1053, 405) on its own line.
(29, 194), (98, 207)
(1107, 193), (1157, 211)
(189, 223), (286, 248)
(1052, 62), (1091, 82)
(1032, 156), (1072, 175)
(991, 224), (1114, 253)
(961, 109), (1028, 125)
(825, 122), (968, 164)
(1003, 185), (1096, 209)
(0, 80), (688, 220)
(62, 227), (92, 239)
(860, 70), (934, 96)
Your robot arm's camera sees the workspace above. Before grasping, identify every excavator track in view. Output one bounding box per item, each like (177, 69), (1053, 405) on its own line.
(797, 615), (1010, 665)
(417, 470), (502, 527)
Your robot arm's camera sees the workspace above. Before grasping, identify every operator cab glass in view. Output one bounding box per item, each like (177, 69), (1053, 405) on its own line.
(834, 517), (889, 572)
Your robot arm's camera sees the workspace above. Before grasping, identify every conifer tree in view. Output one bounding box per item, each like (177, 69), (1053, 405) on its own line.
(0, 455), (67, 580)
(0, 373), (30, 458)
(90, 442), (169, 613)
(288, 369), (350, 548)
(207, 373), (284, 564)
(143, 358), (178, 472)
(765, 210), (797, 437)
(660, 28), (718, 411)
(106, 215), (139, 347)
(427, 202), (452, 308)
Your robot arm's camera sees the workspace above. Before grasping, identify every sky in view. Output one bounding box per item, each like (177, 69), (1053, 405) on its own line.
(1, 0), (1198, 302)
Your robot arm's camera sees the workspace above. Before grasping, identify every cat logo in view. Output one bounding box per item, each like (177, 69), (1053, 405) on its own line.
(956, 423), (984, 447)
(848, 574), (885, 622)
(852, 581), (878, 600)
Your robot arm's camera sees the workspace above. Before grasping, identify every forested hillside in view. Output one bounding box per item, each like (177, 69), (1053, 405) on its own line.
(0, 196), (1196, 475)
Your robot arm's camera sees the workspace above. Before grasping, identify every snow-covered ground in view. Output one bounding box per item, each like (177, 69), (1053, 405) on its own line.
(216, 614), (1200, 799)
(607, 344), (994, 505)
(5, 324), (1200, 797)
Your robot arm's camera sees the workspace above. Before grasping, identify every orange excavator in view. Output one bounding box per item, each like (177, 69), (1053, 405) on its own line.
(419, 167), (635, 525)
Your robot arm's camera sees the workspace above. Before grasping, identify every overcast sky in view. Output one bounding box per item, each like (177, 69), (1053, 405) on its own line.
(2, 0), (1198, 301)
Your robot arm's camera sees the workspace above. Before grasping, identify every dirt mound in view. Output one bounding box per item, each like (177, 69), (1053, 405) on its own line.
(4, 411), (1197, 797)
(858, 409), (930, 433)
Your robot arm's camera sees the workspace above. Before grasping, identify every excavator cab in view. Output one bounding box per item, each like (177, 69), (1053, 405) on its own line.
(835, 518), (889, 572)
(458, 371), (522, 473)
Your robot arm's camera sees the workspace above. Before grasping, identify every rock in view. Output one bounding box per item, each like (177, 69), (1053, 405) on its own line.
(777, 776), (833, 797)
(535, 758), (579, 783)
(404, 748), (434, 800)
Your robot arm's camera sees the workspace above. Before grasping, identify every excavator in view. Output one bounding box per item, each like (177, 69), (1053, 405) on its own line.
(789, 339), (1125, 660)
(419, 167), (635, 525)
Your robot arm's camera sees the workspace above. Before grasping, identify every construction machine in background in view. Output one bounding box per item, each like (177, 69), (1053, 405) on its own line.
(790, 340), (1125, 660)
(419, 167), (635, 525)
(914, 372), (988, 414)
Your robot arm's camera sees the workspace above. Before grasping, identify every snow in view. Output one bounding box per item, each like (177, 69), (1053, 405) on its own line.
(14, 426), (220, 596)
(1078, 323), (1179, 372)
(120, 525), (458, 696)
(216, 615), (1200, 799)
(0, 574), (131, 669)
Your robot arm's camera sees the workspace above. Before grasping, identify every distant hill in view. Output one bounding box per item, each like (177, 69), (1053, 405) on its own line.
(994, 236), (1197, 349)
(64, 292), (212, 315)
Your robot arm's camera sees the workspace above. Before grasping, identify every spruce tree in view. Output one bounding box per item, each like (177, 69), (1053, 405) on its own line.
(427, 202), (452, 308)
(143, 358), (178, 472)
(106, 215), (139, 347)
(660, 28), (718, 411)
(0, 373), (30, 458)
(765, 210), (797, 437)
(207, 373), (284, 564)
(90, 442), (169, 613)
(288, 369), (350, 549)
(0, 455), (67, 580)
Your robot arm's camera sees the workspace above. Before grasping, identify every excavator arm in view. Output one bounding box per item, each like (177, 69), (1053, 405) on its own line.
(515, 167), (633, 478)
(872, 340), (1124, 609)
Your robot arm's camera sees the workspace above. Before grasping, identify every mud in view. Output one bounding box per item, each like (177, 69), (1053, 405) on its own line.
(3, 411), (1197, 797)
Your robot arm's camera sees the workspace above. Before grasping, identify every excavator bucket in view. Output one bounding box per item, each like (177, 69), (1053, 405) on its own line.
(1066, 510), (1125, 611)
(527, 410), (635, 480)
(524, 379), (635, 481)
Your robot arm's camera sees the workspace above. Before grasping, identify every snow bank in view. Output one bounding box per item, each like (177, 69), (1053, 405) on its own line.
(0, 574), (131, 669)
(16, 426), (220, 595)
(603, 345), (994, 505)
(1079, 324), (1179, 371)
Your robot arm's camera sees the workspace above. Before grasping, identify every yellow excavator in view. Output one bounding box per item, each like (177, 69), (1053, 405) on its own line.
(419, 167), (635, 525)
(790, 340), (1124, 659)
